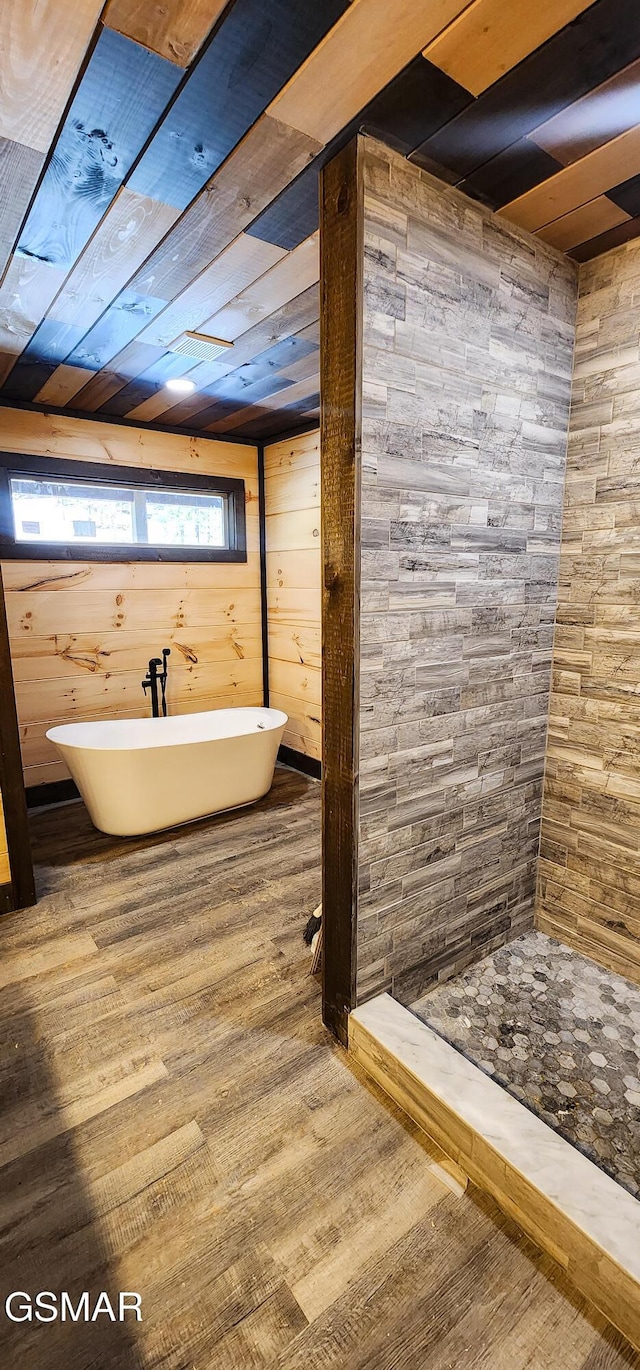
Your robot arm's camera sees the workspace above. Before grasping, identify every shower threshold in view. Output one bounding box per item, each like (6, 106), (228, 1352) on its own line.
(349, 977), (640, 1352)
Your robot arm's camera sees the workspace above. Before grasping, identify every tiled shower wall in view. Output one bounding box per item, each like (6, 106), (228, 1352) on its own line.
(356, 139), (578, 1005)
(537, 239), (640, 986)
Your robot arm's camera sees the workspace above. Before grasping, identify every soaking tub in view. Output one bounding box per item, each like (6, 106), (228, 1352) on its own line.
(46, 706), (287, 837)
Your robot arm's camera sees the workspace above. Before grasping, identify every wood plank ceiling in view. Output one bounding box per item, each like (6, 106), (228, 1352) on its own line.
(1, 0), (640, 440)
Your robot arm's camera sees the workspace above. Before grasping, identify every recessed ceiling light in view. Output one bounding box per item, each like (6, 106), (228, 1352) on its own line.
(165, 377), (196, 394)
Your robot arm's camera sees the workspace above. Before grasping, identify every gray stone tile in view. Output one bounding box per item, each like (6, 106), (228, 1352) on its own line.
(411, 930), (640, 1197)
(356, 138), (577, 1003)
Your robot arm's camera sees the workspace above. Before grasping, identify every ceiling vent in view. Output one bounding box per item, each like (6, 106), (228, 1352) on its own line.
(168, 330), (234, 362)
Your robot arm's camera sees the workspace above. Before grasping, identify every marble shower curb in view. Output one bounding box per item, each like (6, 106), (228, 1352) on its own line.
(349, 993), (640, 1352)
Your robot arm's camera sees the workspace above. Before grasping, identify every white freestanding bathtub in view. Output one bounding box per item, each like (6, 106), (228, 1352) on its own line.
(46, 706), (287, 837)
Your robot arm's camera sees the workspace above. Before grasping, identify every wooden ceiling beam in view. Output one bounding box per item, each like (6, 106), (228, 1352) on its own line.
(423, 0), (596, 98)
(14, 30), (181, 275)
(0, 0), (104, 154)
(569, 210), (640, 260)
(534, 195), (630, 251)
(0, 0), (343, 404)
(18, 0), (475, 404)
(0, 0), (105, 278)
(5, 0), (640, 439)
(531, 58), (640, 169)
(0, 258), (65, 364)
(199, 232), (319, 343)
(35, 232), (290, 420)
(0, 112), (320, 408)
(186, 349), (320, 431)
(69, 341), (168, 414)
(64, 231), (319, 422)
(129, 115), (321, 304)
(40, 192), (180, 340)
(499, 122), (640, 231)
(205, 373), (320, 433)
(103, 0), (230, 68)
(0, 190), (180, 386)
(0, 31), (182, 386)
(33, 365), (97, 408)
(136, 234), (288, 350)
(0, 139), (45, 281)
(410, 0), (640, 187)
(267, 0), (475, 146)
(153, 285), (319, 426)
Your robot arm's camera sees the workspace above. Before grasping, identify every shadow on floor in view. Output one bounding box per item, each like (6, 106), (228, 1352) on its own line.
(0, 964), (146, 1369)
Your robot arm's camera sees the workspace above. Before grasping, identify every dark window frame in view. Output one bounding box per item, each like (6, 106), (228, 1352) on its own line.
(0, 452), (247, 563)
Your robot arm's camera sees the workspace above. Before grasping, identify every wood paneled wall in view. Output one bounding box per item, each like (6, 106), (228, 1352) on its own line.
(264, 430), (321, 761)
(355, 139), (577, 1005)
(0, 795), (9, 886)
(537, 240), (640, 984)
(0, 408), (261, 789)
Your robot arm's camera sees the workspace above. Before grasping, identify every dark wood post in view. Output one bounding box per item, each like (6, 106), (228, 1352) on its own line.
(320, 136), (363, 1043)
(0, 563), (35, 912)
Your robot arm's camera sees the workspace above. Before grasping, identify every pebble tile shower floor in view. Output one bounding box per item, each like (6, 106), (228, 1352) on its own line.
(411, 931), (640, 1197)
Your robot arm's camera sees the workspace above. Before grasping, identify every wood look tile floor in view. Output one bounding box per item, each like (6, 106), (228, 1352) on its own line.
(0, 765), (638, 1369)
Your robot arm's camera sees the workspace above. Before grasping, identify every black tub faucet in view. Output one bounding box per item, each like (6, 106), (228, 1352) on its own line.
(142, 647), (171, 717)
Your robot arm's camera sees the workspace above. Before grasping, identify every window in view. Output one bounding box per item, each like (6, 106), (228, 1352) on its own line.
(0, 454), (246, 563)
(10, 478), (228, 550)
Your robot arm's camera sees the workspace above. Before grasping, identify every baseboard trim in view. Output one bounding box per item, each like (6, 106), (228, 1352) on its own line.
(0, 882), (14, 914)
(278, 744), (321, 780)
(26, 778), (80, 809)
